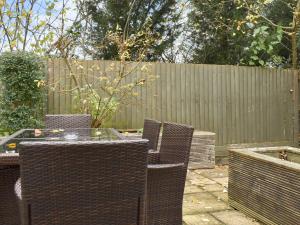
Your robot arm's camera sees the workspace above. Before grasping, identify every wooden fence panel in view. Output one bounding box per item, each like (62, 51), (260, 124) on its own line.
(47, 59), (296, 149)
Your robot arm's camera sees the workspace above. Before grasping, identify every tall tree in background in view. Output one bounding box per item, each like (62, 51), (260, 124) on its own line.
(76, 0), (181, 62)
(263, 0), (294, 63)
(235, 0), (297, 67)
(183, 0), (248, 64)
(184, 0), (299, 67)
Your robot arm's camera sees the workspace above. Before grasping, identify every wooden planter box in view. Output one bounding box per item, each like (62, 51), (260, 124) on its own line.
(229, 146), (300, 225)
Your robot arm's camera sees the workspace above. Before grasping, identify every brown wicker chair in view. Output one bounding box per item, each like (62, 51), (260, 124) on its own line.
(0, 133), (22, 225)
(142, 119), (161, 151)
(0, 165), (20, 225)
(16, 140), (149, 225)
(45, 114), (91, 129)
(146, 122), (194, 225)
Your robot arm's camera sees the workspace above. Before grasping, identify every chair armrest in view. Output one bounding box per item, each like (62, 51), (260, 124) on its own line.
(147, 163), (186, 186)
(0, 153), (19, 165)
(148, 163), (184, 171)
(148, 150), (160, 164)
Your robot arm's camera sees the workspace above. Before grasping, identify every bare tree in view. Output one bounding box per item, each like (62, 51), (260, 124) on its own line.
(0, 0), (74, 54)
(47, 1), (159, 127)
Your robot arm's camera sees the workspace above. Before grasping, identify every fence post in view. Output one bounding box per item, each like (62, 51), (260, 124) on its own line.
(293, 69), (299, 146)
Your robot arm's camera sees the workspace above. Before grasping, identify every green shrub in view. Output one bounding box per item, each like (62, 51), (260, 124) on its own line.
(0, 52), (45, 133)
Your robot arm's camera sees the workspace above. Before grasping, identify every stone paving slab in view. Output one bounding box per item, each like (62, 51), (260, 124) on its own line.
(194, 167), (228, 178)
(211, 191), (228, 202)
(210, 177), (229, 188)
(184, 185), (204, 194)
(183, 166), (264, 225)
(201, 183), (224, 192)
(183, 214), (223, 225)
(183, 192), (230, 215)
(212, 210), (262, 225)
(189, 161), (215, 169)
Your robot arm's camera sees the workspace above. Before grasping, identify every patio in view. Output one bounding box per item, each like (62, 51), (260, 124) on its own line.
(1, 1), (300, 223)
(184, 166), (262, 225)
(1, 123), (296, 225)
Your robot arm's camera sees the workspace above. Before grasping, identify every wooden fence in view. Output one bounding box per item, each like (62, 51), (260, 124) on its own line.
(47, 59), (298, 161)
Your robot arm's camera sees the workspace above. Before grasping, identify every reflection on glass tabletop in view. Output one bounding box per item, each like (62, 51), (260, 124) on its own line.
(1, 128), (123, 153)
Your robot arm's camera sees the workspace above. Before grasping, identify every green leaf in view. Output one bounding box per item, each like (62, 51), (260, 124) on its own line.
(259, 60), (265, 66)
(47, 3), (55, 11)
(250, 56), (259, 60)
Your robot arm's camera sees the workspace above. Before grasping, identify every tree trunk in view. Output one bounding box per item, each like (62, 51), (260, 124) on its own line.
(92, 119), (102, 128)
(291, 0), (300, 69)
(291, 32), (298, 69)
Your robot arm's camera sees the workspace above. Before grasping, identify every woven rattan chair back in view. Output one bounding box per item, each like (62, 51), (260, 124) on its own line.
(45, 114), (91, 129)
(19, 140), (148, 225)
(159, 122), (194, 165)
(146, 122), (194, 225)
(142, 119), (161, 150)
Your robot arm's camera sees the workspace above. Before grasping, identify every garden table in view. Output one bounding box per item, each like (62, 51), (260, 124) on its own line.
(0, 128), (125, 225)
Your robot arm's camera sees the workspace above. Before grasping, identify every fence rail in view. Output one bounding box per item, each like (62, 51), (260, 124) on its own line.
(47, 59), (297, 160)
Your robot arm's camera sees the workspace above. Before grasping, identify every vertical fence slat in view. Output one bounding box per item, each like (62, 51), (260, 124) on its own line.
(226, 66), (232, 144)
(237, 66), (243, 142)
(47, 59), (54, 114)
(230, 66), (237, 143)
(190, 64), (196, 127)
(175, 64), (180, 123)
(208, 66), (213, 133)
(221, 66), (227, 146)
(53, 59), (60, 114)
(194, 64), (200, 129)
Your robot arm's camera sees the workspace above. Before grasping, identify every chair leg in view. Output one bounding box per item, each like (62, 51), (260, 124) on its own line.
(19, 203), (30, 225)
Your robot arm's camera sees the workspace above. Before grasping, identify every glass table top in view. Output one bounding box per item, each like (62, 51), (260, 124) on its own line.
(0, 128), (123, 153)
